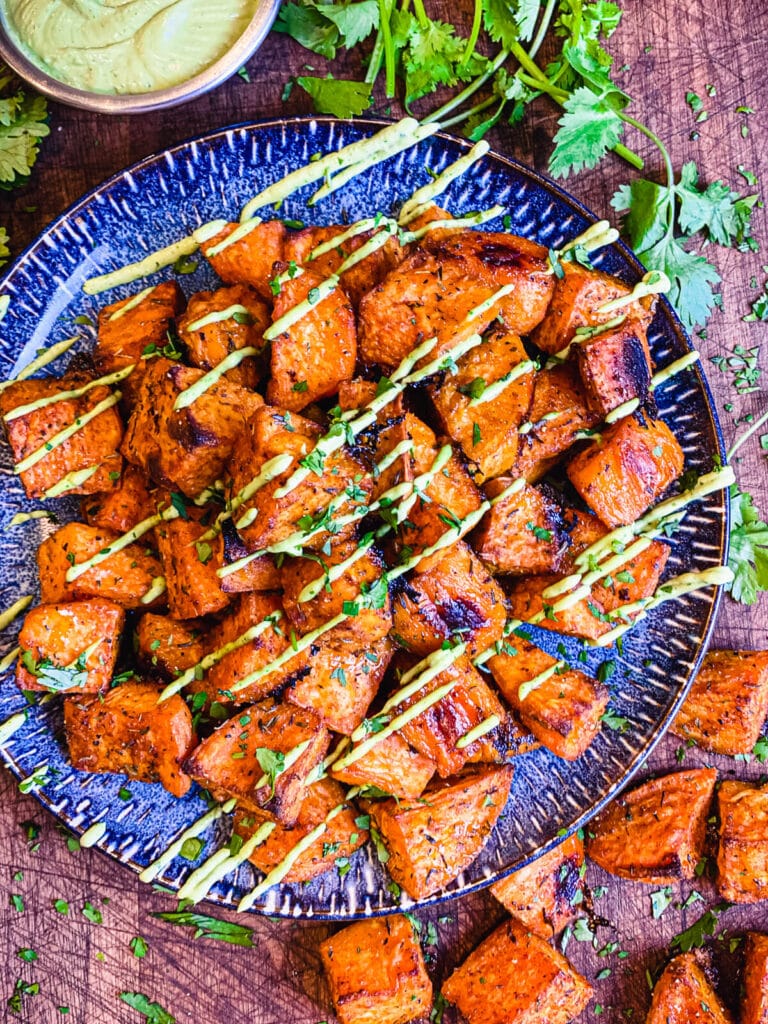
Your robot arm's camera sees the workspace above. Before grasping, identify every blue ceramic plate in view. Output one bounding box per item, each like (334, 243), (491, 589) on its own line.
(0, 117), (727, 919)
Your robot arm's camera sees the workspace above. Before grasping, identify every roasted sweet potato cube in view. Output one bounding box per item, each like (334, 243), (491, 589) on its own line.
(154, 516), (230, 619)
(64, 681), (195, 797)
(742, 932), (768, 1024)
(331, 731), (436, 801)
(16, 598), (124, 694)
(567, 413), (684, 528)
(646, 953), (734, 1024)
(320, 914), (432, 1024)
(232, 778), (367, 884)
(0, 371), (124, 500)
(465, 712), (539, 763)
(716, 780), (768, 902)
(590, 538), (670, 612)
(442, 916), (592, 1024)
(672, 650), (768, 756)
(219, 546), (282, 598)
(586, 767), (717, 882)
(121, 356), (262, 497)
(575, 318), (653, 417)
(489, 639), (608, 759)
(532, 261), (653, 355)
(177, 283), (269, 389)
(37, 522), (164, 609)
(429, 329), (535, 480)
(473, 482), (568, 575)
(184, 698), (330, 826)
(338, 379), (408, 500)
(365, 765), (513, 899)
(135, 613), (204, 679)
(81, 463), (156, 532)
(560, 507), (607, 569)
(506, 574), (612, 642)
(202, 219), (286, 302)
(391, 541), (506, 656)
(491, 833), (584, 938)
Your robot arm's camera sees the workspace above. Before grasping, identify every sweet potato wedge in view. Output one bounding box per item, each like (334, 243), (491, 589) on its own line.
(155, 516), (230, 619)
(64, 680), (195, 797)
(490, 833), (585, 938)
(716, 780), (768, 903)
(742, 932), (768, 1024)
(202, 219), (286, 302)
(320, 914), (432, 1024)
(16, 598), (124, 694)
(672, 650), (768, 756)
(586, 767), (717, 882)
(473, 481), (568, 575)
(441, 916), (593, 1024)
(575, 317), (653, 417)
(81, 463), (156, 533)
(645, 953), (734, 1024)
(364, 765), (513, 899)
(330, 730), (436, 801)
(135, 613), (204, 679)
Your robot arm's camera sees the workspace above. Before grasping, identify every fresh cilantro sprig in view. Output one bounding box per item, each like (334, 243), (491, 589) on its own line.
(669, 902), (730, 953)
(119, 992), (176, 1024)
(725, 484), (768, 606)
(152, 910), (256, 947)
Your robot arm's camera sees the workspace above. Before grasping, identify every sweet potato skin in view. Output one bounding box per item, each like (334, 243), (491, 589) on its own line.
(473, 481), (567, 576)
(64, 681), (195, 797)
(716, 780), (768, 903)
(155, 516), (230, 620)
(645, 953), (734, 1024)
(742, 932), (768, 1024)
(441, 916), (593, 1024)
(177, 283), (268, 389)
(320, 915), (433, 1024)
(330, 731), (436, 801)
(586, 767), (717, 883)
(202, 220), (286, 302)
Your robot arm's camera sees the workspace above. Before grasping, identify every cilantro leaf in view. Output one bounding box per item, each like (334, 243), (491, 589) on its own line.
(637, 232), (720, 331)
(0, 87), (49, 189)
(726, 484), (768, 605)
(403, 21), (486, 105)
(669, 903), (730, 953)
(610, 178), (669, 251)
(255, 747), (287, 796)
(273, 3), (340, 58)
(0, 225), (9, 268)
(119, 993), (176, 1024)
(296, 76), (373, 118)
(549, 86), (626, 179)
(152, 911), (255, 947)
(649, 886), (673, 919)
(675, 162), (757, 248)
(321, 0), (380, 47)
(482, 0), (539, 46)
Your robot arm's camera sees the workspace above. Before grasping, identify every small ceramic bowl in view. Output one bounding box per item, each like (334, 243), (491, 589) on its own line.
(0, 1), (281, 114)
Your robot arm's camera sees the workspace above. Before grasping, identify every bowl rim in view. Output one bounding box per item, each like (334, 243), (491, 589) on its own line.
(0, 0), (282, 113)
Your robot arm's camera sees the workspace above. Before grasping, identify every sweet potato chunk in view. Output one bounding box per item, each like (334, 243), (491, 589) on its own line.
(672, 650), (768, 756)
(81, 463), (156, 532)
(505, 575), (611, 642)
(16, 598), (124, 694)
(232, 778), (366, 884)
(184, 698), (330, 826)
(586, 768), (717, 882)
(320, 915), (432, 1024)
(491, 833), (585, 938)
(0, 371), (124, 499)
(202, 220), (286, 302)
(575, 318), (653, 417)
(37, 522), (164, 609)
(590, 538), (670, 612)
(177, 283), (268, 389)
(155, 516), (230, 619)
(267, 268), (356, 410)
(365, 765), (513, 899)
(645, 954), (734, 1024)
(219, 527), (281, 593)
(742, 932), (768, 1024)
(64, 681), (194, 797)
(441, 916), (593, 1024)
(716, 780), (768, 903)
(331, 731), (436, 801)
(473, 482), (568, 575)
(567, 414), (684, 528)
(135, 613), (204, 679)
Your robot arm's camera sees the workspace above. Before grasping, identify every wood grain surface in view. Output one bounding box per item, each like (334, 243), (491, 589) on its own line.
(1, 0), (767, 1019)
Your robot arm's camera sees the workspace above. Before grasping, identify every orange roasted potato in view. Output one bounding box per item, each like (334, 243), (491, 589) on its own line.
(135, 613), (204, 679)
(716, 780), (768, 903)
(219, 527), (282, 593)
(742, 932), (768, 1024)
(16, 598), (124, 694)
(320, 914), (432, 1024)
(154, 516), (230, 619)
(441, 916), (593, 1024)
(505, 573), (613, 642)
(490, 832), (585, 938)
(567, 413), (684, 528)
(201, 219), (286, 302)
(645, 953), (734, 1024)
(81, 463), (156, 532)
(330, 730), (436, 801)
(473, 482), (568, 576)
(672, 650), (768, 755)
(575, 317), (653, 417)
(365, 765), (513, 899)
(64, 681), (195, 797)
(586, 767), (717, 882)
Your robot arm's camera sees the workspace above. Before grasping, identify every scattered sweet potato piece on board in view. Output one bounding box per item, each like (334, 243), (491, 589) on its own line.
(716, 779), (768, 902)
(645, 953), (734, 1024)
(473, 481), (568, 575)
(81, 463), (156, 532)
(202, 220), (286, 302)
(177, 283), (268, 389)
(135, 613), (204, 679)
(742, 932), (768, 1024)
(330, 731), (436, 801)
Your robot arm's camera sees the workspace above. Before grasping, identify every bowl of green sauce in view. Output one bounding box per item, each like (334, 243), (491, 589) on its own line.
(0, 0), (281, 113)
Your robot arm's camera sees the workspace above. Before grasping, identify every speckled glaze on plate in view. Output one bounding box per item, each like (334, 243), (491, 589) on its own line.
(0, 117), (728, 919)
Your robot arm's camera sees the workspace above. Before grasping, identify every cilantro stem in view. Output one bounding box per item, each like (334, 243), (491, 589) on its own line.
(616, 110), (673, 223)
(412, 0), (429, 29)
(440, 96), (496, 129)
(424, 48), (509, 124)
(378, 0), (397, 97)
(365, 29), (385, 86)
(529, 0), (558, 57)
(727, 405), (768, 460)
(461, 0), (484, 65)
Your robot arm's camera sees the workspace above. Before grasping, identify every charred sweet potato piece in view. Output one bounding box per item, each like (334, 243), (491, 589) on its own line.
(442, 916), (593, 1024)
(267, 267), (356, 410)
(365, 765), (513, 899)
(391, 541), (506, 656)
(81, 463), (156, 532)
(320, 914), (432, 1024)
(0, 371), (124, 500)
(202, 219), (286, 302)
(490, 833), (585, 938)
(742, 932), (768, 1024)
(337, 379), (408, 501)
(177, 283), (269, 389)
(672, 650), (768, 756)
(184, 698), (330, 826)
(37, 522), (164, 609)
(64, 681), (195, 797)
(16, 598), (124, 694)
(135, 613), (204, 679)
(645, 953), (734, 1024)
(586, 767), (717, 882)
(567, 414), (684, 528)
(219, 528), (282, 594)
(465, 712), (540, 763)
(590, 539), (670, 612)
(155, 516), (230, 620)
(121, 357), (262, 497)
(233, 778), (366, 884)
(358, 231), (553, 370)
(331, 731), (436, 801)
(429, 329), (535, 480)
(506, 574), (612, 642)
(473, 482), (568, 576)
(717, 780), (768, 903)
(489, 639), (608, 759)
(575, 318), (653, 417)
